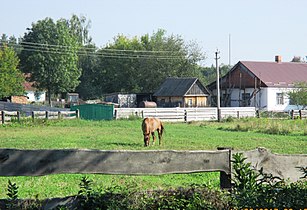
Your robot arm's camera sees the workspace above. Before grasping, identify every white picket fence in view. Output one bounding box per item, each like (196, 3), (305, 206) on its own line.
(114, 107), (256, 122)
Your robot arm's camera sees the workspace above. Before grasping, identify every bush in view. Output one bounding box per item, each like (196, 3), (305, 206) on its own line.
(231, 153), (307, 209)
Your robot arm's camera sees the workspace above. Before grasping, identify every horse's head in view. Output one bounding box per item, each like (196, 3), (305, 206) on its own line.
(144, 134), (150, 147)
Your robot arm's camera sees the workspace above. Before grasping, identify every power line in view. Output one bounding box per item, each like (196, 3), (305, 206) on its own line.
(1, 41), (186, 60)
(19, 47), (184, 60)
(2, 40), (177, 54)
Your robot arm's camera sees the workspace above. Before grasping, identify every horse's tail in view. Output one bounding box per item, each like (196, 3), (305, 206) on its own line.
(160, 121), (165, 137)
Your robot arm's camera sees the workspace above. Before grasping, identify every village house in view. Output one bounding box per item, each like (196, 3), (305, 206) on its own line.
(154, 77), (211, 107)
(208, 56), (307, 111)
(23, 80), (46, 103)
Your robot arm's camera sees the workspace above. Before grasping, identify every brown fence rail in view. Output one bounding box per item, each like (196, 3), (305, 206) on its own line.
(0, 148), (232, 189)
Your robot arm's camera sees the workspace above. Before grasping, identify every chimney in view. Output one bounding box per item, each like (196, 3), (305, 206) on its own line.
(275, 55), (282, 63)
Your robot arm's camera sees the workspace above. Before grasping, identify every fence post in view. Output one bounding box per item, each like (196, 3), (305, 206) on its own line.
(291, 110), (294, 120)
(217, 147), (232, 190)
(237, 111), (240, 119)
(256, 110), (260, 118)
(1, 111), (5, 124)
(76, 109), (80, 119)
(31, 111), (35, 122)
(58, 111), (61, 119)
(299, 110), (302, 120)
(184, 110), (187, 123)
(45, 111), (49, 120)
(17, 111), (20, 122)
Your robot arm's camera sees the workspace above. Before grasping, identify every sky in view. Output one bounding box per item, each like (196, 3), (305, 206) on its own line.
(1, 0), (307, 67)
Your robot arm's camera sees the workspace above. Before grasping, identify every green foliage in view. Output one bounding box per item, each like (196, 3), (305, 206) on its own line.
(75, 179), (230, 210)
(201, 64), (232, 86)
(19, 17), (81, 104)
(82, 29), (206, 97)
(231, 153), (307, 209)
(6, 180), (19, 210)
(220, 117), (307, 135)
(0, 44), (25, 99)
(287, 81), (307, 109)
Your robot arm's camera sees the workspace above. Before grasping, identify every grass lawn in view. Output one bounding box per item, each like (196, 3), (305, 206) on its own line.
(0, 118), (306, 199)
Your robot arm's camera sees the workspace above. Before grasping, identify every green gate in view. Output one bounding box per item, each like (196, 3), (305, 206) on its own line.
(71, 104), (114, 120)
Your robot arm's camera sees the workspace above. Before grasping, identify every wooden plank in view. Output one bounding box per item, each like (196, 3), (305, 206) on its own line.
(241, 147), (307, 182)
(0, 149), (230, 176)
(3, 111), (18, 115)
(33, 111), (46, 115)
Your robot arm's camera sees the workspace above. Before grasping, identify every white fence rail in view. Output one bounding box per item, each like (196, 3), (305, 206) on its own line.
(114, 107), (256, 122)
(0, 110), (79, 124)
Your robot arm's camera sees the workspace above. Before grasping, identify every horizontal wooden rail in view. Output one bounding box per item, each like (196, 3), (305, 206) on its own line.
(114, 107), (256, 122)
(0, 149), (231, 176)
(0, 110), (20, 124)
(0, 110), (79, 124)
(290, 109), (307, 119)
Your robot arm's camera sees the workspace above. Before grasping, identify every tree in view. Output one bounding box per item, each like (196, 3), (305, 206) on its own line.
(0, 34), (22, 55)
(67, 14), (92, 45)
(75, 44), (100, 100)
(201, 64), (232, 85)
(92, 29), (206, 95)
(19, 17), (81, 105)
(291, 56), (305, 63)
(287, 81), (307, 109)
(0, 45), (25, 99)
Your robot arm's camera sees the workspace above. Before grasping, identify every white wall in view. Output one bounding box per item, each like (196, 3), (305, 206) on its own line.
(26, 91), (46, 103)
(266, 87), (303, 111)
(212, 86), (303, 111)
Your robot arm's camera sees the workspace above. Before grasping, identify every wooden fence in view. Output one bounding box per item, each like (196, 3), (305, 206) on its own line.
(0, 148), (305, 184)
(0, 148), (305, 209)
(0, 110), (79, 124)
(290, 109), (307, 119)
(114, 107), (256, 122)
(0, 148), (232, 189)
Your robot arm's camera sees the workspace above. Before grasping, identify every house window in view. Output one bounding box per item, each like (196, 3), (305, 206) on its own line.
(188, 99), (192, 107)
(276, 93), (284, 105)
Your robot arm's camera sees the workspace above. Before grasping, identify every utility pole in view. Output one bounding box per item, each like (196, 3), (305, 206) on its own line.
(228, 34), (231, 66)
(215, 50), (221, 121)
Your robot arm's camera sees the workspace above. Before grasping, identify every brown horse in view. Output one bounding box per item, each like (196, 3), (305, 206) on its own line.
(142, 117), (164, 147)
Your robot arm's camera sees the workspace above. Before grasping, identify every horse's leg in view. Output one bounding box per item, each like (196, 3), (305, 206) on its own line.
(144, 134), (150, 147)
(158, 129), (162, 145)
(151, 132), (156, 145)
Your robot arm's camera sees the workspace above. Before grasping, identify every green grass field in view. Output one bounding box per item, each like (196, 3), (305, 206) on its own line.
(0, 118), (306, 199)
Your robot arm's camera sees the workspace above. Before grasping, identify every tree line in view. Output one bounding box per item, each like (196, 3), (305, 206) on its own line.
(1, 15), (232, 103)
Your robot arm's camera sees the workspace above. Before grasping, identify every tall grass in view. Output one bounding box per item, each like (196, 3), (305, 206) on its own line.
(220, 117), (307, 136)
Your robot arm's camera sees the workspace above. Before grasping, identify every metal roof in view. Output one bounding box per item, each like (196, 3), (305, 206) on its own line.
(154, 77), (202, 96)
(240, 61), (307, 87)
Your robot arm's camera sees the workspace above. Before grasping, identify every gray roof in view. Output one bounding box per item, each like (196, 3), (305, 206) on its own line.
(154, 77), (207, 96)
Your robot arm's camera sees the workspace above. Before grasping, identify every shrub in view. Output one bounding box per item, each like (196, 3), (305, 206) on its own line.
(231, 153), (307, 209)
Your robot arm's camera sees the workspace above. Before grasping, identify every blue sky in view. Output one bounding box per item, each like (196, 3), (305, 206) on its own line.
(1, 0), (307, 66)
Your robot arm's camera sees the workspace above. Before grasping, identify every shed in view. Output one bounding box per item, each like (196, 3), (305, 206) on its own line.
(71, 104), (114, 120)
(154, 77), (210, 107)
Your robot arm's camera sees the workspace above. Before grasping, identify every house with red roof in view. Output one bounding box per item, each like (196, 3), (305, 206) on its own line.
(23, 80), (46, 103)
(208, 56), (307, 111)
